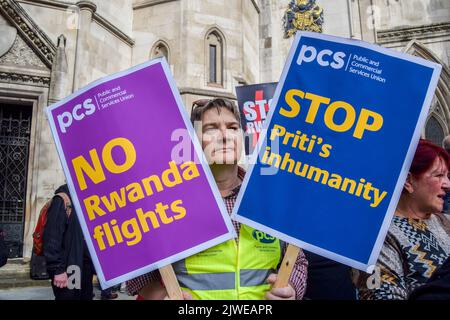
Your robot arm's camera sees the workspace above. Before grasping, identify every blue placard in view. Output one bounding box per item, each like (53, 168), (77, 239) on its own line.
(232, 32), (442, 271)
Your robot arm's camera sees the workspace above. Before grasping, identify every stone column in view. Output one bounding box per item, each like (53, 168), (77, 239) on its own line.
(48, 34), (68, 105)
(357, 0), (377, 43)
(72, 1), (96, 92)
(259, 0), (273, 83)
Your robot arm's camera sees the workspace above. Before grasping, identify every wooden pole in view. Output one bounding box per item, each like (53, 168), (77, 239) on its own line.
(159, 264), (183, 300)
(273, 244), (300, 289)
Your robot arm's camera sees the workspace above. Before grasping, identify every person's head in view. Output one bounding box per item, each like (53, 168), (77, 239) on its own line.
(190, 98), (243, 165)
(402, 139), (450, 217)
(442, 135), (450, 154)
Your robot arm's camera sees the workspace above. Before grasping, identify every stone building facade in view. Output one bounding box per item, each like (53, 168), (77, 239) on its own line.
(0, 0), (448, 266)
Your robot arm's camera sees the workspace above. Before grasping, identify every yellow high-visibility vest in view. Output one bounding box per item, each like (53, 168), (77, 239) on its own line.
(172, 224), (283, 300)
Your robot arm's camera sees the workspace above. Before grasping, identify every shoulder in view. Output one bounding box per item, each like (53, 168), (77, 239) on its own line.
(429, 214), (450, 232)
(427, 214), (450, 252)
(47, 192), (72, 217)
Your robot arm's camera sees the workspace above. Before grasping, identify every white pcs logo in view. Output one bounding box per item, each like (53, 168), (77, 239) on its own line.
(296, 45), (346, 69)
(57, 98), (96, 133)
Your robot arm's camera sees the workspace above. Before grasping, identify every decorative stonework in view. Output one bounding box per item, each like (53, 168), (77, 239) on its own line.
(283, 0), (323, 38)
(0, 35), (48, 69)
(0, 71), (50, 85)
(0, 0), (56, 67)
(377, 22), (450, 45)
(402, 40), (450, 140)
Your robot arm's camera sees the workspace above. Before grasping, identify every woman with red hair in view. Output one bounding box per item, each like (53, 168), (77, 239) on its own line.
(357, 139), (450, 300)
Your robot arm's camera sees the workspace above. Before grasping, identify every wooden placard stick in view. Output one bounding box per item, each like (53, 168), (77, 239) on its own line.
(159, 264), (183, 300)
(273, 244), (301, 289)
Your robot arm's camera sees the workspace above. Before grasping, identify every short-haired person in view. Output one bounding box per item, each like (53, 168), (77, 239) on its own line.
(43, 184), (95, 300)
(357, 139), (450, 299)
(127, 98), (308, 300)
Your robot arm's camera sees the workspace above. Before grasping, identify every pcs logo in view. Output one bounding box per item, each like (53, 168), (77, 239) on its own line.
(56, 98), (96, 134)
(296, 44), (346, 70)
(252, 230), (276, 244)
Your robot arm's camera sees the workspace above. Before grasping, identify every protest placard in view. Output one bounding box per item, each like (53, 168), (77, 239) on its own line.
(236, 83), (277, 155)
(233, 32), (442, 272)
(46, 58), (236, 288)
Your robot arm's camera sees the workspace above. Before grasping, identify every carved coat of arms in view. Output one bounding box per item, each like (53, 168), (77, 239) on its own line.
(283, 0), (324, 38)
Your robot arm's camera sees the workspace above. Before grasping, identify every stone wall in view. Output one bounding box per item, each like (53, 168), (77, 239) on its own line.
(132, 0), (260, 113)
(1, 0), (134, 258)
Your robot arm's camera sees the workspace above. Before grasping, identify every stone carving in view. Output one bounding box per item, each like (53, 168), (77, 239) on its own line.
(0, 0), (55, 67)
(0, 71), (50, 85)
(0, 35), (48, 69)
(283, 0), (323, 38)
(377, 22), (450, 45)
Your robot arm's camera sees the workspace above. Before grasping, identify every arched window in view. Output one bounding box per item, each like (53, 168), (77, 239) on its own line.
(425, 116), (445, 146)
(405, 41), (450, 142)
(151, 41), (170, 63)
(206, 30), (223, 86)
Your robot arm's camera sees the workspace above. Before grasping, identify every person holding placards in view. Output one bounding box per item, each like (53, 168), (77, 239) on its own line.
(356, 139), (450, 300)
(127, 98), (308, 300)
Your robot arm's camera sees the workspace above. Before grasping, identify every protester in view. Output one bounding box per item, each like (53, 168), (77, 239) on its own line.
(127, 98), (308, 300)
(0, 228), (8, 268)
(303, 251), (356, 300)
(43, 184), (95, 300)
(356, 139), (450, 299)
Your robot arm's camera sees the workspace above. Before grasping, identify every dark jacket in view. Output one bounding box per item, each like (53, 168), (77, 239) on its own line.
(409, 256), (450, 300)
(0, 228), (8, 268)
(303, 251), (357, 300)
(43, 184), (90, 277)
(443, 191), (450, 214)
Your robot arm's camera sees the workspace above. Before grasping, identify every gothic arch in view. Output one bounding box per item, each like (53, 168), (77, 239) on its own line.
(425, 113), (446, 146)
(204, 26), (226, 86)
(150, 39), (170, 63)
(403, 40), (450, 141)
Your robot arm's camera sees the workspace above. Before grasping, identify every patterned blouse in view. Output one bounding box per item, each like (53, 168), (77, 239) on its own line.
(126, 167), (308, 299)
(357, 214), (450, 300)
